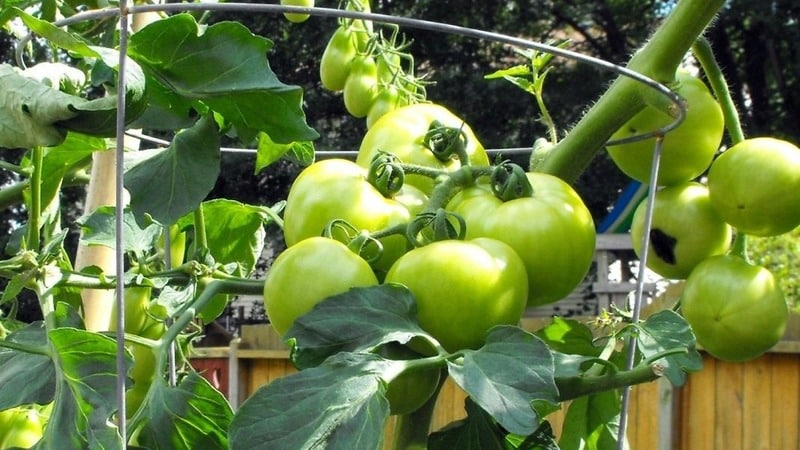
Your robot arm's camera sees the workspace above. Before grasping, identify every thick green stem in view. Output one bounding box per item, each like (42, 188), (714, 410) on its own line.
(730, 232), (750, 263)
(193, 203), (208, 252)
(536, 0), (725, 182)
(555, 363), (663, 402)
(691, 36), (746, 145)
(26, 146), (44, 250)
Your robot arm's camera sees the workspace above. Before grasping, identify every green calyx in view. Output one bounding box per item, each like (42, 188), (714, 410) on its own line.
(491, 161), (533, 201)
(423, 120), (469, 164)
(367, 151), (406, 197)
(406, 208), (466, 247)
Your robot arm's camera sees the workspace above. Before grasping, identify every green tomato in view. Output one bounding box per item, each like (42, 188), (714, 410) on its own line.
(110, 287), (165, 340)
(707, 137), (800, 237)
(630, 182), (732, 280)
(378, 342), (441, 415)
(384, 238), (528, 352)
(376, 51), (402, 84)
(607, 71), (724, 186)
(366, 85), (402, 129)
(283, 158), (426, 273)
(681, 255), (788, 362)
(124, 342), (157, 418)
(357, 103), (490, 195)
(264, 236), (379, 337)
(343, 55), (379, 118)
(0, 407), (43, 449)
(447, 172), (596, 307)
(319, 26), (360, 92)
(281, 0), (314, 23)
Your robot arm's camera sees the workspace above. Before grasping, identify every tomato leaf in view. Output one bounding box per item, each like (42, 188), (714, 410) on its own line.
(229, 352), (392, 450)
(129, 372), (232, 449)
(77, 206), (163, 259)
(428, 398), (510, 450)
(0, 322), (55, 409)
(124, 116), (221, 225)
(256, 132), (315, 172)
(534, 317), (603, 357)
(127, 14), (319, 144)
(559, 390), (625, 450)
(447, 326), (559, 437)
(636, 309), (703, 386)
(42, 327), (131, 449)
(286, 284), (435, 370)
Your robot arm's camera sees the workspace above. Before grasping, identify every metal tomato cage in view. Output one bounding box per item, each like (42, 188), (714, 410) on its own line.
(18, 2), (685, 446)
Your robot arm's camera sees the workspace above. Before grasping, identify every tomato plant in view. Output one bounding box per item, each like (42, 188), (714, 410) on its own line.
(263, 236), (379, 337)
(680, 254), (789, 362)
(707, 137), (800, 236)
(606, 70), (724, 186)
(630, 182), (732, 279)
(0, 1), (782, 449)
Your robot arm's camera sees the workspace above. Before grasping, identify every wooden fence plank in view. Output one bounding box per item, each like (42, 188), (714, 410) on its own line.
(680, 356), (716, 450)
(742, 354), (772, 450)
(714, 359), (744, 450)
(769, 353), (800, 450)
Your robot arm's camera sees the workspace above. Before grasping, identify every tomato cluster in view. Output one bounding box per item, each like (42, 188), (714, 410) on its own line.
(611, 70), (800, 361)
(264, 103), (599, 417)
(319, 0), (425, 127)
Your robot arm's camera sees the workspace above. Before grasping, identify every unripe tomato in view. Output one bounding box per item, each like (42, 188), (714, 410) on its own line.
(630, 182), (732, 279)
(376, 51), (402, 84)
(283, 158), (426, 273)
(379, 342), (441, 415)
(319, 26), (360, 92)
(110, 287), (165, 339)
(607, 71), (724, 186)
(343, 55), (379, 118)
(707, 137), (800, 236)
(384, 238), (528, 352)
(264, 236), (379, 337)
(366, 85), (402, 129)
(281, 0), (314, 23)
(680, 255), (788, 362)
(357, 103), (490, 194)
(447, 172), (596, 307)
(0, 407), (43, 449)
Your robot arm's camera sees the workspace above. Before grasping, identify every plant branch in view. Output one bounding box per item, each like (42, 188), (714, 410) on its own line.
(555, 362), (663, 402)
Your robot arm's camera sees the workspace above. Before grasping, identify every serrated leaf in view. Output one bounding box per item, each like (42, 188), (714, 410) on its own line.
(255, 132), (315, 172)
(428, 398), (510, 450)
(38, 328), (131, 450)
(77, 206), (162, 257)
(637, 310), (703, 386)
(286, 284), (434, 370)
(484, 65), (531, 80)
(124, 116), (221, 225)
(130, 372), (232, 450)
(0, 322), (55, 409)
(54, 301), (85, 329)
(229, 352), (393, 450)
(127, 14), (318, 144)
(13, 7), (99, 58)
(559, 390), (626, 450)
(447, 326), (559, 436)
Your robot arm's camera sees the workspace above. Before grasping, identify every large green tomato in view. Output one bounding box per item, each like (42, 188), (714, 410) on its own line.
(0, 406), (43, 449)
(447, 172), (596, 307)
(384, 238), (528, 352)
(607, 71), (724, 186)
(707, 137), (800, 236)
(630, 182), (732, 279)
(681, 255), (788, 362)
(263, 236), (379, 337)
(378, 342), (441, 416)
(283, 158), (426, 274)
(357, 103), (490, 194)
(280, 0), (314, 23)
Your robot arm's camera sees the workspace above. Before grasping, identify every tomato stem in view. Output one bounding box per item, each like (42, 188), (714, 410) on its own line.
(26, 146), (44, 251)
(730, 232), (750, 263)
(691, 37), (746, 146)
(535, 0), (725, 182)
(555, 362), (663, 402)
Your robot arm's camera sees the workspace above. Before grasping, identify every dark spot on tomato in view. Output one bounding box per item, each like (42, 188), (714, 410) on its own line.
(649, 228), (677, 264)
